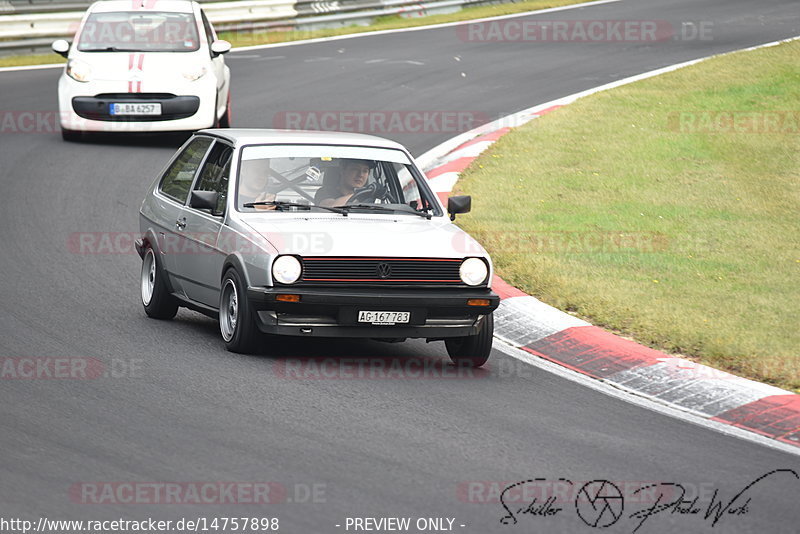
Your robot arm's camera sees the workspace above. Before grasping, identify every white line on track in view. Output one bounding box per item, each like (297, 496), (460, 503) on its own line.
(492, 340), (800, 457)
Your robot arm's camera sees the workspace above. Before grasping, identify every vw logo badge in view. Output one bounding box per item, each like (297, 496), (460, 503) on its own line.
(376, 263), (392, 279)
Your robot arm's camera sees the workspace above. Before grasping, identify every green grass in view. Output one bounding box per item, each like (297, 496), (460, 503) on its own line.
(0, 53), (65, 68)
(455, 39), (800, 392)
(0, 0), (595, 68)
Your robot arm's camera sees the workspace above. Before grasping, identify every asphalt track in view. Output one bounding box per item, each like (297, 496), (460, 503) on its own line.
(1, 0), (799, 532)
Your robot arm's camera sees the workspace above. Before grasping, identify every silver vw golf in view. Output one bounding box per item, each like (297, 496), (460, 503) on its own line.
(137, 129), (499, 366)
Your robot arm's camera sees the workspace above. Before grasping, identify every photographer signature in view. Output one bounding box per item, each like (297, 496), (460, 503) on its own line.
(499, 469), (798, 532)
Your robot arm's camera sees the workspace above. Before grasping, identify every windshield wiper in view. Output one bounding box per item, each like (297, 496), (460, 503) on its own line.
(243, 200), (345, 214)
(82, 46), (146, 52)
(333, 203), (432, 219)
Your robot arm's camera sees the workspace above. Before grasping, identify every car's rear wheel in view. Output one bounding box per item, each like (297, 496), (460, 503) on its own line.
(140, 245), (179, 319)
(219, 268), (260, 353)
(445, 313), (493, 368)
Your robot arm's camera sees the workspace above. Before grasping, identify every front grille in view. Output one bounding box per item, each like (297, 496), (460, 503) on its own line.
(297, 257), (465, 286)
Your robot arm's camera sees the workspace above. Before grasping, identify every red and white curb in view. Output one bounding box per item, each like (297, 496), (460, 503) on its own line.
(417, 39), (800, 449)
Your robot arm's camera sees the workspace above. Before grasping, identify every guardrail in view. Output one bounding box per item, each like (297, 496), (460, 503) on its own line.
(0, 0), (223, 15)
(0, 0), (500, 56)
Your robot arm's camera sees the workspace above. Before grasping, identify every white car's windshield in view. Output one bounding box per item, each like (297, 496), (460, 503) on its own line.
(77, 12), (200, 52)
(236, 145), (441, 217)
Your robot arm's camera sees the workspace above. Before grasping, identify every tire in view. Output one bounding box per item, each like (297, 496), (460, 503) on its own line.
(219, 268), (260, 353)
(140, 245), (179, 320)
(219, 92), (231, 128)
(445, 313), (494, 368)
(61, 128), (82, 142)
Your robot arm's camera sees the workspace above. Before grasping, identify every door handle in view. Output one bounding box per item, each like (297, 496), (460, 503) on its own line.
(176, 218), (186, 230)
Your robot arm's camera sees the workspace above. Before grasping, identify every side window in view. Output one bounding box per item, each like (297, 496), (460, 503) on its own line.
(159, 137), (213, 203)
(395, 164), (421, 205)
(194, 142), (233, 214)
(200, 10), (216, 52)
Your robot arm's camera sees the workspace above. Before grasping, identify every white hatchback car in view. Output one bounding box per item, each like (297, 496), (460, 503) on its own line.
(52, 0), (231, 140)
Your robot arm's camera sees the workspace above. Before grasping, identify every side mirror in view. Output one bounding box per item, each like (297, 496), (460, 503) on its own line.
(210, 40), (231, 57)
(190, 190), (219, 211)
(447, 195), (471, 221)
(52, 39), (70, 58)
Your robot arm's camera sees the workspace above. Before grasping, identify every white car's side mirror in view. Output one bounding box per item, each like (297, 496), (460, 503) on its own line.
(52, 39), (70, 58)
(210, 40), (231, 57)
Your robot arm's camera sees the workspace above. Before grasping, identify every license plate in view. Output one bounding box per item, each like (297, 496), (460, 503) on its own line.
(358, 311), (410, 325)
(110, 103), (162, 116)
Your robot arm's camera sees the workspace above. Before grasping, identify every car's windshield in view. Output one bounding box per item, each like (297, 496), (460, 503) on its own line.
(77, 12), (200, 52)
(236, 145), (441, 217)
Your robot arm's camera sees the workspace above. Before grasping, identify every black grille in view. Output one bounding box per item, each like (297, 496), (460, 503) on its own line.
(298, 257), (466, 286)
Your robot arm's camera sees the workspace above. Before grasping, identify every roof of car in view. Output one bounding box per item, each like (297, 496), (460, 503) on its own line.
(89, 0), (196, 14)
(199, 129), (409, 152)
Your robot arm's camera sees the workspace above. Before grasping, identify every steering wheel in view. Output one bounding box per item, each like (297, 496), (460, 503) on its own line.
(347, 182), (389, 204)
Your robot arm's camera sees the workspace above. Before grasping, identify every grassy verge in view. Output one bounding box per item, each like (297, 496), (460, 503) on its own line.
(0, 0), (594, 68)
(455, 39), (800, 392)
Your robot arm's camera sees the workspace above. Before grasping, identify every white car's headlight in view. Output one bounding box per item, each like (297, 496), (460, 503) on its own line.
(66, 60), (92, 82)
(272, 256), (302, 284)
(459, 257), (488, 286)
(182, 66), (207, 81)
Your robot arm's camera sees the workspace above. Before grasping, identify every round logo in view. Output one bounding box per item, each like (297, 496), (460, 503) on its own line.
(575, 480), (624, 528)
(376, 263), (392, 279)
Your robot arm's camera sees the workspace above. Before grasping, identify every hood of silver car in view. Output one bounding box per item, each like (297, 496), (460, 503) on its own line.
(238, 214), (488, 259)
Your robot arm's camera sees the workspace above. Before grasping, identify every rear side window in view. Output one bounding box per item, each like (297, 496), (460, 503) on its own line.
(159, 137), (213, 203)
(194, 142), (233, 214)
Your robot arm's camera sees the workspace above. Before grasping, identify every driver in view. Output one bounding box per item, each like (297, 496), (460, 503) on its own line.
(318, 159), (374, 207)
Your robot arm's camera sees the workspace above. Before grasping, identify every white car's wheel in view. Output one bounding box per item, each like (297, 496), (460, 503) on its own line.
(61, 127), (83, 142)
(219, 93), (231, 128)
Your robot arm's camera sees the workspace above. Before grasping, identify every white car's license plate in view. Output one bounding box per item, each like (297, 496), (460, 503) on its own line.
(358, 311), (410, 325)
(110, 103), (162, 116)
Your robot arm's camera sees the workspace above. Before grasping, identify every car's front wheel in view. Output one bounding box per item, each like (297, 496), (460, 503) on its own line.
(219, 268), (260, 353)
(61, 127), (83, 142)
(219, 93), (231, 128)
(445, 313), (494, 368)
(140, 245), (179, 319)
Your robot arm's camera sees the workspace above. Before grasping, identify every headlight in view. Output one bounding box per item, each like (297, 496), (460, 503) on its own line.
(272, 256), (302, 284)
(182, 66), (206, 81)
(66, 60), (91, 82)
(459, 257), (488, 286)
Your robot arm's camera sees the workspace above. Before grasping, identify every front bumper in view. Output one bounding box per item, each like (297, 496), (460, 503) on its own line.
(72, 95), (201, 122)
(58, 75), (217, 132)
(246, 286), (499, 339)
